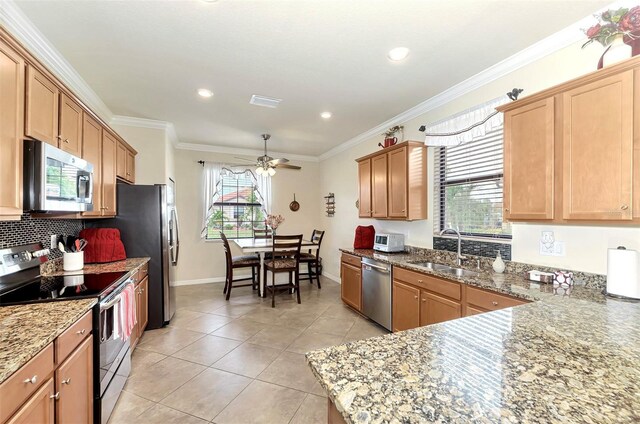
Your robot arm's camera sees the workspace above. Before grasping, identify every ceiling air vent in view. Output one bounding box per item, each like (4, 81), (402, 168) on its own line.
(249, 95), (282, 109)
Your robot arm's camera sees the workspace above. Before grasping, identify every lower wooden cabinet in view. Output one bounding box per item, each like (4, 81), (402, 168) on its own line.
(6, 378), (55, 424)
(340, 254), (362, 312)
(420, 291), (461, 326)
(55, 336), (93, 424)
(131, 274), (149, 348)
(392, 281), (420, 332)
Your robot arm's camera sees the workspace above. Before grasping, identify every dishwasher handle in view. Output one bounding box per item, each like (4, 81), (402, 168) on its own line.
(363, 262), (389, 273)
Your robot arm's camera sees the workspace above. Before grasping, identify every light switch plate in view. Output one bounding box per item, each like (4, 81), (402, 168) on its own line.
(540, 240), (565, 256)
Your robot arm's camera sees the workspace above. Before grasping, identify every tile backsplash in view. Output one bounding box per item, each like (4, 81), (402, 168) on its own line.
(0, 214), (83, 258)
(433, 236), (511, 260)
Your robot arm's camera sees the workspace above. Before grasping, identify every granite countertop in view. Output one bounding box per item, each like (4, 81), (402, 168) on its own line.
(0, 299), (97, 384)
(306, 248), (640, 423)
(42, 257), (150, 277)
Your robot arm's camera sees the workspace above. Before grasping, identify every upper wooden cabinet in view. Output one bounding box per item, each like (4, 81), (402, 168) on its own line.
(356, 141), (427, 221)
(116, 140), (136, 183)
(102, 132), (118, 216)
(81, 115), (103, 217)
(503, 97), (555, 220)
(58, 94), (83, 157)
(498, 56), (640, 224)
(0, 39), (25, 220)
(25, 66), (59, 146)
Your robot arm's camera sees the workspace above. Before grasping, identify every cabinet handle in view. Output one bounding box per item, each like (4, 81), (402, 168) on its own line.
(492, 301), (499, 306)
(23, 375), (37, 384)
(414, 295), (418, 300)
(56, 135), (62, 140)
(422, 298), (426, 302)
(621, 205), (629, 210)
(504, 208), (510, 212)
(63, 139), (70, 143)
(76, 329), (86, 335)
(62, 378), (71, 385)
(127, 172), (131, 176)
(50, 392), (60, 400)
(417, 280), (423, 284)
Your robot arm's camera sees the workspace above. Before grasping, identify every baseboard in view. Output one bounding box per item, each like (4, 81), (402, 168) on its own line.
(322, 272), (341, 283)
(171, 275), (251, 287)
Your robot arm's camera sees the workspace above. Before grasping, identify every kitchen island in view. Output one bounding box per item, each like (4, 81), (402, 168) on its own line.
(307, 249), (640, 423)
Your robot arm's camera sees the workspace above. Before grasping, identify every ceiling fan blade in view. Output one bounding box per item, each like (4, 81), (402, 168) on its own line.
(267, 158), (289, 165)
(275, 163), (302, 170)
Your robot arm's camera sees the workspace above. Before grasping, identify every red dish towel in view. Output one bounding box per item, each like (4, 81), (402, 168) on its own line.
(119, 283), (137, 340)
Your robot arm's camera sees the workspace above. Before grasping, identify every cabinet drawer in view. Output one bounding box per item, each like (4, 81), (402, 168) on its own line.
(55, 311), (92, 364)
(393, 267), (461, 300)
(129, 269), (140, 285)
(341, 253), (361, 268)
(0, 343), (54, 423)
(466, 287), (527, 311)
(138, 263), (149, 280)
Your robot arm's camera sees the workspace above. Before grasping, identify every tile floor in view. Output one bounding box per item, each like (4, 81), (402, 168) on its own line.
(109, 276), (387, 423)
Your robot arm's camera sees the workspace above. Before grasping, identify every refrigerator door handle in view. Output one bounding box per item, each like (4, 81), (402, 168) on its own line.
(170, 208), (180, 265)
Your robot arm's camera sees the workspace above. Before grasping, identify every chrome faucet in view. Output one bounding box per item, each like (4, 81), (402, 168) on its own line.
(440, 228), (467, 266)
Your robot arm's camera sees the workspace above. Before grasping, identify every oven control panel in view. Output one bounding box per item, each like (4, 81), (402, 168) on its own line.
(0, 243), (48, 277)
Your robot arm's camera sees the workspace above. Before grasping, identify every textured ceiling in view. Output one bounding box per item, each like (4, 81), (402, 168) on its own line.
(16, 0), (609, 156)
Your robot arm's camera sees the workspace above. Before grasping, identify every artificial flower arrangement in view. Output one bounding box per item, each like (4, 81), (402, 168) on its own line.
(265, 214), (285, 230)
(583, 6), (640, 47)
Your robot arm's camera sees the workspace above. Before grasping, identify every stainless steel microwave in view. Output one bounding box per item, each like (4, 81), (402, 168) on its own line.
(24, 140), (94, 212)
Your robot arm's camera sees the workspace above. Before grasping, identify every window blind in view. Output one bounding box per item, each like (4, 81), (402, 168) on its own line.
(433, 128), (511, 239)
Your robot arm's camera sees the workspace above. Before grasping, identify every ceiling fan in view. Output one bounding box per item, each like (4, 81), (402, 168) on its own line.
(235, 134), (302, 176)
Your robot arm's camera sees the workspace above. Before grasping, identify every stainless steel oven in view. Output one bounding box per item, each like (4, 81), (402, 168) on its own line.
(95, 278), (133, 424)
(24, 139), (94, 212)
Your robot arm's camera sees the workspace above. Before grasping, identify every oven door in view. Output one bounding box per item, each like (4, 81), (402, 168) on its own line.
(98, 281), (132, 395)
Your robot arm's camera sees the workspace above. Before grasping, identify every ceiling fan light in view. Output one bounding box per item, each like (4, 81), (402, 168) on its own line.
(256, 167), (264, 175)
(267, 167), (276, 176)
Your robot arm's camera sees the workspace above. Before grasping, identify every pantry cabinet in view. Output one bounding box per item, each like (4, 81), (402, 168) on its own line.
(356, 141), (427, 221)
(0, 39), (25, 220)
(499, 55), (640, 224)
(340, 253), (362, 312)
(25, 66), (59, 146)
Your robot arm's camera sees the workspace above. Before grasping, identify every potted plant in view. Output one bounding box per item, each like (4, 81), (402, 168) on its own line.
(381, 125), (403, 148)
(583, 6), (640, 68)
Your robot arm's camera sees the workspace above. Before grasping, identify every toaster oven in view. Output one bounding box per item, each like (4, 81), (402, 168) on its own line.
(373, 233), (405, 252)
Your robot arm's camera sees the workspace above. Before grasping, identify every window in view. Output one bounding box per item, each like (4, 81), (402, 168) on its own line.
(205, 174), (266, 240)
(433, 128), (511, 239)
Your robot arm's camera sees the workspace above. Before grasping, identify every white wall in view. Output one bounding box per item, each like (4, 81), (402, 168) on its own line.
(319, 40), (640, 278)
(173, 148), (321, 283)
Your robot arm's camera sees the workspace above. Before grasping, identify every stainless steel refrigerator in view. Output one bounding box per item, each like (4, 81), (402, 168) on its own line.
(89, 183), (178, 329)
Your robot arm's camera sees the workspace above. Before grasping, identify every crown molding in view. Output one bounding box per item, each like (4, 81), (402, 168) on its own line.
(317, 5), (614, 161)
(110, 115), (180, 145)
(176, 142), (320, 163)
(0, 0), (113, 122)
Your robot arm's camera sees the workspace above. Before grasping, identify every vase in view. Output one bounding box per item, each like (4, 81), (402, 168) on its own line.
(602, 35), (633, 68)
(492, 251), (505, 274)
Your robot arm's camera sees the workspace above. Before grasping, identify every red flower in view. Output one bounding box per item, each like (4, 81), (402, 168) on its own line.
(620, 6), (640, 32)
(586, 24), (601, 38)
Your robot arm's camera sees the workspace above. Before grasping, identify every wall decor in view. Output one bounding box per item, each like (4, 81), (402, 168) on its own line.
(582, 6), (639, 68)
(379, 125), (403, 149)
(289, 194), (300, 212)
(325, 193), (335, 217)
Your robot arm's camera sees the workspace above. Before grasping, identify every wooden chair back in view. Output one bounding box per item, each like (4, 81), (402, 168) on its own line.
(220, 232), (233, 271)
(271, 234), (303, 263)
(309, 229), (325, 257)
(253, 228), (272, 239)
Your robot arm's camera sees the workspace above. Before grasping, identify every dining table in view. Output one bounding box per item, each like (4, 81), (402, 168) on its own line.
(232, 238), (319, 297)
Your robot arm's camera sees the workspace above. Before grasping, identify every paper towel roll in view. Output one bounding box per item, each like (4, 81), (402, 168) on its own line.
(607, 247), (640, 299)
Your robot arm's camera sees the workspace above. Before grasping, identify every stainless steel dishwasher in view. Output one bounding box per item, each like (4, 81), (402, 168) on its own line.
(361, 257), (392, 331)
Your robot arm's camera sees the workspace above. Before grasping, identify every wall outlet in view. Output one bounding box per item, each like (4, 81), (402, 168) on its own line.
(50, 234), (58, 250)
(540, 240), (565, 256)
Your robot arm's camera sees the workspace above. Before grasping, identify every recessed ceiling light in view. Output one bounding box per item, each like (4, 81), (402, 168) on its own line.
(388, 47), (410, 62)
(320, 111), (332, 119)
(249, 94), (282, 108)
(197, 88), (214, 98)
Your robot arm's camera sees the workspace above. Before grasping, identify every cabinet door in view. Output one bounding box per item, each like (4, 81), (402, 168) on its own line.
(116, 141), (127, 179)
(25, 66), (59, 146)
(139, 277), (149, 333)
(420, 291), (461, 326)
(504, 98), (555, 220)
(371, 154), (388, 218)
(358, 160), (372, 217)
(56, 336), (93, 424)
(392, 281), (420, 332)
(465, 305), (487, 317)
(131, 282), (141, 348)
(102, 132), (117, 216)
(562, 71), (634, 220)
(340, 262), (362, 311)
(81, 115), (102, 217)
(6, 378), (55, 424)
(0, 39), (25, 218)
(58, 94), (83, 156)
(126, 150), (135, 182)
(388, 147), (408, 218)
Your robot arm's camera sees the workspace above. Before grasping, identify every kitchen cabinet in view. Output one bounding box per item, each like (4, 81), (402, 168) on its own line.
(340, 254), (362, 312)
(25, 66), (59, 146)
(116, 140), (136, 183)
(562, 71), (633, 221)
(503, 97), (555, 220)
(0, 39), (24, 220)
(420, 291), (461, 326)
(355, 141), (427, 221)
(6, 378), (55, 424)
(499, 56), (640, 224)
(126, 149), (135, 182)
(81, 115), (103, 217)
(55, 336), (93, 424)
(101, 131), (118, 217)
(465, 286), (527, 313)
(464, 305), (487, 317)
(392, 280), (420, 332)
(358, 160), (372, 217)
(58, 94), (83, 157)
(137, 276), (149, 335)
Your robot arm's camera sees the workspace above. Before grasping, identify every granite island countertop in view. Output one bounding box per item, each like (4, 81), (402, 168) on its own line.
(0, 299), (97, 384)
(42, 257), (150, 277)
(306, 248), (640, 423)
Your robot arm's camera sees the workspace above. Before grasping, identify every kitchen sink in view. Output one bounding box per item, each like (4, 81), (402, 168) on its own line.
(409, 261), (479, 278)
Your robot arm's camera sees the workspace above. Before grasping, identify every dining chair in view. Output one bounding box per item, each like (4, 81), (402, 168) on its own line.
(299, 229), (324, 289)
(253, 228), (272, 239)
(263, 234), (303, 308)
(220, 233), (261, 301)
